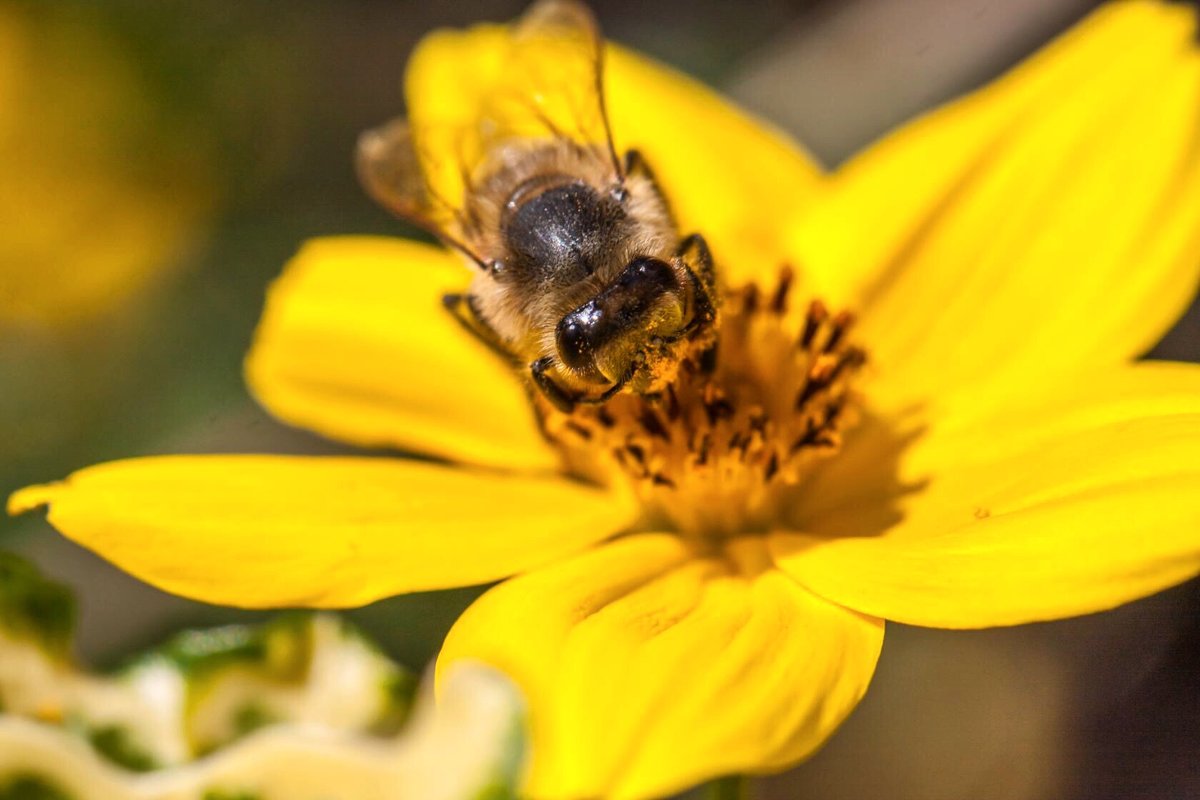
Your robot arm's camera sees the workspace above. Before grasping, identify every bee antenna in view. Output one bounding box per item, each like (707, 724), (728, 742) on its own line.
(587, 12), (624, 182)
(427, 189), (490, 272)
(598, 59), (623, 182)
(444, 237), (490, 271)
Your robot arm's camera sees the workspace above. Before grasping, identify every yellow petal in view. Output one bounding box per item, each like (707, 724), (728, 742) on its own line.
(405, 18), (823, 288)
(793, 0), (1200, 410)
(605, 47), (824, 286)
(439, 534), (883, 800)
(9, 455), (635, 608)
(245, 237), (557, 471)
(771, 362), (1200, 628)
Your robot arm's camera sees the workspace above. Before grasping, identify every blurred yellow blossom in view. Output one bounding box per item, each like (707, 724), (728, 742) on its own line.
(0, 5), (209, 330)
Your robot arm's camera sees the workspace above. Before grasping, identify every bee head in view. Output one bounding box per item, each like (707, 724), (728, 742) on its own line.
(555, 256), (686, 385)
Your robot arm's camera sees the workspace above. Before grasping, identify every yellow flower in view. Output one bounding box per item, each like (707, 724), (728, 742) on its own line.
(11, 1), (1200, 798)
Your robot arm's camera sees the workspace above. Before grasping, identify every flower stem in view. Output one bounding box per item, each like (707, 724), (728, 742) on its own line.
(707, 775), (749, 800)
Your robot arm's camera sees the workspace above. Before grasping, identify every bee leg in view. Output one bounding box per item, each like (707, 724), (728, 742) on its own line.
(530, 357), (579, 413)
(676, 233), (718, 332)
(677, 233), (715, 293)
(593, 360), (637, 402)
(442, 292), (518, 364)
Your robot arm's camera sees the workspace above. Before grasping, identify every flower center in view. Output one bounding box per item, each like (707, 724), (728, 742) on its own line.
(539, 268), (867, 538)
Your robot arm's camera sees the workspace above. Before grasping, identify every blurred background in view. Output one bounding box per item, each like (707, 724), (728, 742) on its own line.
(1, 0), (1197, 797)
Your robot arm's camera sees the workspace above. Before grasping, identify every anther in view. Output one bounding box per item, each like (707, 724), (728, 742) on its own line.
(764, 452), (780, 481)
(791, 423), (819, 454)
(823, 398), (844, 426)
(770, 266), (794, 314)
(702, 388), (735, 425)
(796, 369), (830, 411)
(565, 420), (593, 440)
(824, 311), (855, 353)
(800, 300), (828, 349)
(639, 408), (671, 441)
(829, 348), (867, 383)
(664, 385), (681, 421)
(742, 285), (760, 314)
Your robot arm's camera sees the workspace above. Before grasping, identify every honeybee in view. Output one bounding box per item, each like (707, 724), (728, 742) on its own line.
(357, 0), (716, 411)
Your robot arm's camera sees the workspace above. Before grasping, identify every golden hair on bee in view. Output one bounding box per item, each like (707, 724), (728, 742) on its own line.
(357, 0), (717, 411)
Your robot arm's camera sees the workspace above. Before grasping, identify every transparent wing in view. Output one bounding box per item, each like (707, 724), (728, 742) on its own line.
(356, 116), (471, 251)
(359, 0), (621, 257)
(482, 0), (619, 164)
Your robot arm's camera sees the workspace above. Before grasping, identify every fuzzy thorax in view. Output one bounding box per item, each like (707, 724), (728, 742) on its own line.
(541, 268), (867, 538)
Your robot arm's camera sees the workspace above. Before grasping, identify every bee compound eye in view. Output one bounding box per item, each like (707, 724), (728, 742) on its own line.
(555, 314), (595, 373)
(621, 256), (673, 287)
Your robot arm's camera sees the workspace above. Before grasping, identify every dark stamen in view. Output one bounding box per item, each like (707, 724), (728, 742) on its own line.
(824, 311), (855, 353)
(694, 432), (712, 466)
(639, 408), (671, 441)
(823, 397), (844, 425)
(791, 420), (821, 454)
(702, 383), (735, 425)
(796, 376), (827, 411)
(651, 473), (677, 489)
(742, 285), (760, 314)
(764, 452), (780, 481)
(800, 300), (828, 349)
(664, 385), (681, 421)
(565, 420), (593, 440)
(771, 266), (793, 314)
